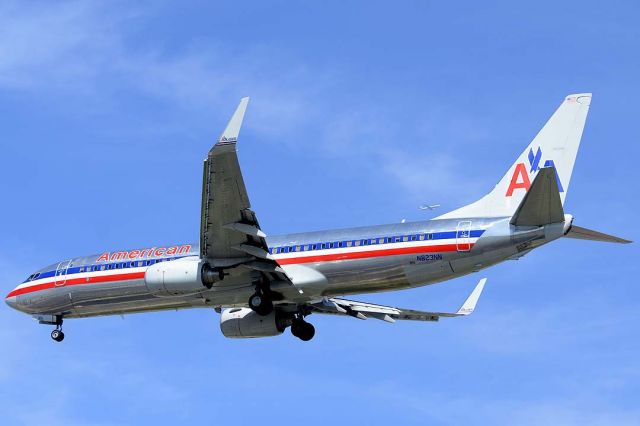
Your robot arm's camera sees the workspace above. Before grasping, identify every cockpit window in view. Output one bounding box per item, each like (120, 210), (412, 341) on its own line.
(25, 272), (41, 282)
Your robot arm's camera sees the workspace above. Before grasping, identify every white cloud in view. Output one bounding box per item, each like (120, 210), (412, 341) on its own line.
(0, 0), (488, 205)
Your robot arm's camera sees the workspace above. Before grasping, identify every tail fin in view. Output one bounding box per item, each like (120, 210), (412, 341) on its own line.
(437, 93), (592, 219)
(510, 167), (564, 226)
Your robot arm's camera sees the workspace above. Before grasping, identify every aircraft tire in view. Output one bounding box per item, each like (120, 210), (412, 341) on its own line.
(51, 330), (65, 342)
(291, 320), (315, 341)
(248, 292), (273, 316)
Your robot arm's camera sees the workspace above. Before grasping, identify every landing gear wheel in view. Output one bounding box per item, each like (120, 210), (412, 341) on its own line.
(248, 292), (273, 316)
(291, 320), (315, 341)
(51, 329), (65, 342)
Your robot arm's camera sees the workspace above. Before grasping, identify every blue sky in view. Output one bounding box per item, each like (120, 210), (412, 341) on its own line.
(1, 1), (638, 424)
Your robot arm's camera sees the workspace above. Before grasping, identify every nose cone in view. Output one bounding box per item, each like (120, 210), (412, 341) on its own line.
(5, 294), (18, 310)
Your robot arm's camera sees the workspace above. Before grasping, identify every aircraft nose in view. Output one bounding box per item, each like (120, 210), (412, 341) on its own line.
(5, 295), (18, 310)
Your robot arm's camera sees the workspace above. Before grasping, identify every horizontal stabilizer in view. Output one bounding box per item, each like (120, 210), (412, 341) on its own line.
(565, 225), (631, 244)
(511, 167), (564, 226)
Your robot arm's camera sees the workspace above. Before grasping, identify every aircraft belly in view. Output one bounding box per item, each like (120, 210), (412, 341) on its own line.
(17, 288), (74, 316)
(315, 253), (458, 296)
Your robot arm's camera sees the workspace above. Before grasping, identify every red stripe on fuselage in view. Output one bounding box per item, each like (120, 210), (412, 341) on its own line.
(275, 243), (466, 265)
(6, 271), (145, 298)
(7, 242), (472, 298)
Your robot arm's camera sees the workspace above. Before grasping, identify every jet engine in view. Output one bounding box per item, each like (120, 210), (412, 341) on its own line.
(144, 257), (209, 296)
(220, 308), (291, 338)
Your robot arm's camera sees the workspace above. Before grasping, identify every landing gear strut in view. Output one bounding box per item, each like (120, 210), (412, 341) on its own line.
(290, 317), (315, 341)
(248, 277), (274, 316)
(51, 317), (64, 342)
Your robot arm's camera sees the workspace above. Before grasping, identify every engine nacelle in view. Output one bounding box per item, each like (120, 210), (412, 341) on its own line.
(220, 308), (290, 338)
(144, 257), (205, 297)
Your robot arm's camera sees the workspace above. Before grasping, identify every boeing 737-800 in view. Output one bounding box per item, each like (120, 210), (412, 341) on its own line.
(5, 94), (630, 342)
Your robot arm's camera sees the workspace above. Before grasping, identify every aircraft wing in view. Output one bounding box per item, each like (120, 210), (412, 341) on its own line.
(310, 278), (486, 322)
(200, 98), (288, 279)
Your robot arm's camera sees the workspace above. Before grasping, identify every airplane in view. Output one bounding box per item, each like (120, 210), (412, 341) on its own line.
(5, 93), (631, 342)
(420, 204), (441, 211)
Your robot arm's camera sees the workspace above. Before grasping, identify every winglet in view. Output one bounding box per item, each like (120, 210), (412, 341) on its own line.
(217, 97), (250, 144)
(455, 278), (487, 315)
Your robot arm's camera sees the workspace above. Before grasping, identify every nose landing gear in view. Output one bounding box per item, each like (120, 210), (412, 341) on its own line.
(51, 329), (65, 342)
(50, 317), (64, 342)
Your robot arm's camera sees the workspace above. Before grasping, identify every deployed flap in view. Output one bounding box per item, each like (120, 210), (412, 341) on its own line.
(510, 167), (564, 226)
(310, 278), (486, 322)
(565, 225), (631, 244)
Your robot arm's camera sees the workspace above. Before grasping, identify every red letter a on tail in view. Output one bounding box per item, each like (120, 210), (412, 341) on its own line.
(506, 163), (531, 196)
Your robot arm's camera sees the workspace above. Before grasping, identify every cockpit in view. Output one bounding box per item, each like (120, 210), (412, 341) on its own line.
(24, 272), (42, 282)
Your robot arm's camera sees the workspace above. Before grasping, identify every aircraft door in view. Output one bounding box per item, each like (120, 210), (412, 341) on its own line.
(54, 260), (72, 287)
(456, 221), (472, 252)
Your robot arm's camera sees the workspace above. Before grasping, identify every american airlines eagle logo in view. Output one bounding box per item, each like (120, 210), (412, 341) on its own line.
(506, 147), (564, 196)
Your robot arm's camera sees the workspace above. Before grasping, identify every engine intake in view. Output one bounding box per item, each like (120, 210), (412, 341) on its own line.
(220, 308), (291, 338)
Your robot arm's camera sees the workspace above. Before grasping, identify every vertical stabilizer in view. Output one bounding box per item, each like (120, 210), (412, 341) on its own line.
(437, 93), (591, 219)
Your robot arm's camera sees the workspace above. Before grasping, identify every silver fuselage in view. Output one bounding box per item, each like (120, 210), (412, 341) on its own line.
(5, 216), (571, 318)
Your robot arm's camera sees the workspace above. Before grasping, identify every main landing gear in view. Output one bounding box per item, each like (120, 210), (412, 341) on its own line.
(290, 317), (315, 341)
(248, 290), (274, 316)
(248, 278), (274, 316)
(51, 317), (64, 342)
